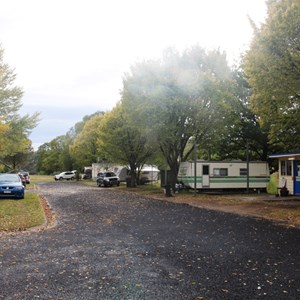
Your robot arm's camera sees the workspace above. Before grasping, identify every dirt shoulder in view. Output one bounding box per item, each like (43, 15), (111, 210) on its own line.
(122, 188), (300, 229)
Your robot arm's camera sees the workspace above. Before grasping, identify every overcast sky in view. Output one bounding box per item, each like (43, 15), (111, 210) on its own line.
(0, 0), (267, 150)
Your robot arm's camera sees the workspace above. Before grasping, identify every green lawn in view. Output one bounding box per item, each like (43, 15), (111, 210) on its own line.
(0, 174), (82, 232)
(0, 193), (45, 231)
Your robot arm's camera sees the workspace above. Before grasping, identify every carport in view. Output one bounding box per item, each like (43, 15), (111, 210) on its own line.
(269, 152), (300, 195)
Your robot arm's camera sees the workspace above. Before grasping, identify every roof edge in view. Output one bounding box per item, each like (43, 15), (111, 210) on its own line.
(269, 152), (300, 158)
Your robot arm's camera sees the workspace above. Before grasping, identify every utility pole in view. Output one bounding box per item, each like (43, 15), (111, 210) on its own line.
(246, 143), (249, 193)
(194, 139), (197, 196)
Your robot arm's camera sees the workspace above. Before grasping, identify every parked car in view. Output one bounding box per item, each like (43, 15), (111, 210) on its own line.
(19, 171), (30, 184)
(0, 173), (25, 199)
(96, 172), (120, 187)
(54, 171), (76, 181)
(18, 174), (27, 187)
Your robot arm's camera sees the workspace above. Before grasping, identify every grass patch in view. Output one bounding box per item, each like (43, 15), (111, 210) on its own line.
(0, 193), (45, 231)
(118, 182), (164, 196)
(31, 175), (54, 183)
(24, 175), (54, 191)
(264, 204), (300, 225)
(81, 179), (96, 186)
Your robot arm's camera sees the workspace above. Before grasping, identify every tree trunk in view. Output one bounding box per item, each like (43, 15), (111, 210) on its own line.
(168, 161), (179, 191)
(127, 163), (137, 187)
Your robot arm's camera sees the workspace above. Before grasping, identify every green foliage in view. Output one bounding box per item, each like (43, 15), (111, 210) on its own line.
(0, 47), (22, 157)
(35, 28), (293, 178)
(67, 111), (104, 139)
(0, 46), (39, 170)
(35, 135), (73, 174)
(208, 68), (272, 161)
(244, 0), (300, 150)
(69, 113), (104, 168)
(0, 48), (23, 120)
(122, 46), (235, 185)
(98, 104), (155, 185)
(36, 112), (105, 174)
(1, 115), (39, 169)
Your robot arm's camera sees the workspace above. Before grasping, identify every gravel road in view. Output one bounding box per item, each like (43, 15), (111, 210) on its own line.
(0, 182), (300, 299)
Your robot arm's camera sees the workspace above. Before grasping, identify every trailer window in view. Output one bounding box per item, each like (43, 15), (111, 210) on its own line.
(281, 160), (292, 176)
(213, 168), (228, 176)
(178, 167), (187, 176)
(203, 165), (209, 175)
(240, 168), (247, 176)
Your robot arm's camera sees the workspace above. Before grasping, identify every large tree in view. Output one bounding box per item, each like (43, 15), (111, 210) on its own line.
(69, 113), (104, 169)
(97, 103), (155, 186)
(35, 135), (73, 174)
(244, 0), (300, 151)
(122, 47), (234, 187)
(0, 47), (39, 170)
(1, 117), (36, 170)
(0, 47), (23, 160)
(210, 68), (271, 161)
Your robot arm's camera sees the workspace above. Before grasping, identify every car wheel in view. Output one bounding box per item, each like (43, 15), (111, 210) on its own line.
(59, 177), (63, 181)
(97, 181), (101, 187)
(71, 177), (74, 180)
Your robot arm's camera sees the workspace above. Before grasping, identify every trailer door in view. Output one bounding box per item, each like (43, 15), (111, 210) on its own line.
(202, 165), (210, 187)
(294, 160), (300, 195)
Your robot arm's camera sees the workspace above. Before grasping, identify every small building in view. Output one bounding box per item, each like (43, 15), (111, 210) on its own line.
(269, 152), (300, 195)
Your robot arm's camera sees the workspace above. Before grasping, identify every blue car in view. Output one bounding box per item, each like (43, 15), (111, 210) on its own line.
(0, 173), (25, 199)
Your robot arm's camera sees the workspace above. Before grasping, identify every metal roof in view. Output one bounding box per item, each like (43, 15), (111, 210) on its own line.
(269, 152), (300, 158)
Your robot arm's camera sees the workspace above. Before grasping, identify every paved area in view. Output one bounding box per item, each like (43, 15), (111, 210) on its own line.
(0, 182), (300, 299)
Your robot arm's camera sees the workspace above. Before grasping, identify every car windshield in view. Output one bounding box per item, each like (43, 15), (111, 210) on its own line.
(0, 174), (21, 182)
(105, 172), (116, 177)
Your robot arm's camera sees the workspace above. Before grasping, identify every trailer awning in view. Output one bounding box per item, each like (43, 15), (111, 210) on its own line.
(269, 152), (300, 159)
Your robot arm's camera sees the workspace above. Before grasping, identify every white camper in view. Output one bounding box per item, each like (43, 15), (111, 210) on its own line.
(178, 160), (269, 191)
(112, 166), (129, 182)
(114, 165), (159, 183)
(92, 164), (159, 183)
(140, 165), (160, 183)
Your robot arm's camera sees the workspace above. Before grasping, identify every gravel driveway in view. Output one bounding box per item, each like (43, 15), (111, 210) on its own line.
(0, 182), (300, 299)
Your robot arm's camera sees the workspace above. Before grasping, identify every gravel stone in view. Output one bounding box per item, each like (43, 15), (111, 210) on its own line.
(0, 182), (300, 299)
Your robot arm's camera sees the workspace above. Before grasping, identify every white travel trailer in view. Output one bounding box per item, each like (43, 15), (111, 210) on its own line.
(139, 165), (160, 183)
(178, 160), (270, 191)
(92, 163), (159, 183)
(114, 165), (160, 183)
